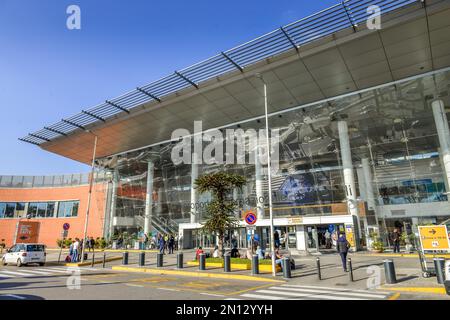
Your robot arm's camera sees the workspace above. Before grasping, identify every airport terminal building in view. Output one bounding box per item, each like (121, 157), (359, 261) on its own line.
(17, 0), (450, 252)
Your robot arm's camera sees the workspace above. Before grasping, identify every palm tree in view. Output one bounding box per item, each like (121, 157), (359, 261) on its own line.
(195, 172), (246, 257)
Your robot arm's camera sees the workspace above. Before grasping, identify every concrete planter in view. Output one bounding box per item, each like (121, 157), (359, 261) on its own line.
(187, 260), (281, 273)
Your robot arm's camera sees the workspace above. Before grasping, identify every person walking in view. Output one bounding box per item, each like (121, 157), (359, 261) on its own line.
(71, 238), (80, 263)
(159, 235), (166, 255)
(89, 237), (95, 252)
(168, 235), (175, 254)
(143, 233), (149, 250)
(325, 230), (332, 249)
(274, 231), (280, 249)
(336, 233), (350, 272)
(164, 234), (169, 251)
(391, 228), (401, 253)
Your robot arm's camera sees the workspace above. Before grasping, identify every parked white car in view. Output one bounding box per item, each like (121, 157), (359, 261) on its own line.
(1, 243), (46, 267)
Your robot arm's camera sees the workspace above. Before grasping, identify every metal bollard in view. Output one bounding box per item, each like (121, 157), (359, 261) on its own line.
(91, 252), (95, 267)
(252, 255), (259, 275)
(282, 257), (291, 279)
(177, 252), (183, 269)
(102, 252), (106, 268)
(434, 258), (446, 284)
(199, 253), (206, 271)
(384, 259), (397, 284)
(224, 254), (231, 272)
(139, 252), (145, 267)
(348, 258), (354, 282)
(122, 251), (129, 265)
(316, 257), (322, 280)
(157, 253), (163, 267)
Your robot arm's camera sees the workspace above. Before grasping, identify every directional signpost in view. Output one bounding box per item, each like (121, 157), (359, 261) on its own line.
(244, 210), (257, 250)
(418, 225), (450, 252)
(58, 223), (70, 263)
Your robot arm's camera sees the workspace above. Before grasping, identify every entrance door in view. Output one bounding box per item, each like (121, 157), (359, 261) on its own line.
(306, 226), (318, 251)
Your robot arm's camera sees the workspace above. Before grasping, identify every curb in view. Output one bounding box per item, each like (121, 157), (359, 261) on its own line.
(112, 266), (285, 283)
(360, 253), (450, 259)
(47, 249), (159, 253)
(65, 256), (122, 267)
(380, 286), (448, 295)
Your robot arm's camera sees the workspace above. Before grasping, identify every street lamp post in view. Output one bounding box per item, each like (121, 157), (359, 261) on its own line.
(81, 131), (98, 263)
(256, 74), (276, 277)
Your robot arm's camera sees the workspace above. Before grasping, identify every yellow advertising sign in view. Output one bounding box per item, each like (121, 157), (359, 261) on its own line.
(287, 217), (303, 225)
(418, 225), (450, 252)
(345, 224), (355, 248)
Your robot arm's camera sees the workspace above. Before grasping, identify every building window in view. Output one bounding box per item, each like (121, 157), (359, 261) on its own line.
(27, 202), (56, 218)
(57, 201), (79, 218)
(0, 202), (26, 218)
(0, 203), (5, 218)
(5, 203), (16, 218)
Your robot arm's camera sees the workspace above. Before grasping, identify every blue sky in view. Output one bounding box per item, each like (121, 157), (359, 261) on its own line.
(0, 0), (338, 175)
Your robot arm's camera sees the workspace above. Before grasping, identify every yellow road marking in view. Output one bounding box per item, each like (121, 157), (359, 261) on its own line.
(223, 282), (277, 296)
(112, 266), (284, 283)
(381, 287), (447, 295)
(134, 277), (175, 283)
(388, 293), (401, 300)
(181, 281), (230, 289)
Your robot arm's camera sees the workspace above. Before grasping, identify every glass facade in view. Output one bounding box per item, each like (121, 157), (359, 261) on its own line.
(101, 68), (450, 249)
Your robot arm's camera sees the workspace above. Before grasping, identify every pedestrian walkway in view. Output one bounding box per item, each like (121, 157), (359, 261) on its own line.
(225, 284), (392, 300)
(0, 267), (104, 279)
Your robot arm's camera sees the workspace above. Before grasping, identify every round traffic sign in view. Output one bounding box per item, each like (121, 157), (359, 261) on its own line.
(63, 223), (70, 231)
(244, 211), (257, 225)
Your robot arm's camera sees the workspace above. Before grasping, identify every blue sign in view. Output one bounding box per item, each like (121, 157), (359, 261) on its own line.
(328, 224), (335, 233)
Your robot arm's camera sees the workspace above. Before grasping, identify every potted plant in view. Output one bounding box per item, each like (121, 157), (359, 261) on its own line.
(195, 172), (246, 258)
(401, 232), (416, 253)
(371, 238), (384, 253)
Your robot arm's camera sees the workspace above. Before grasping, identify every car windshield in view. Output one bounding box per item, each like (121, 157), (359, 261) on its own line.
(26, 245), (45, 252)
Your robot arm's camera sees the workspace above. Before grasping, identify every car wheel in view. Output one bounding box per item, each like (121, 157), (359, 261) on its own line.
(39, 262), (45, 266)
(1, 258), (6, 266)
(17, 259), (23, 267)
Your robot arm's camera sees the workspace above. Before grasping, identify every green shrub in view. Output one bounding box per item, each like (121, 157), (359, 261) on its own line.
(371, 239), (384, 252)
(56, 239), (64, 248)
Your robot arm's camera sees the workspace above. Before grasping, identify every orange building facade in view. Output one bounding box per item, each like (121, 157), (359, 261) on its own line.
(0, 174), (109, 248)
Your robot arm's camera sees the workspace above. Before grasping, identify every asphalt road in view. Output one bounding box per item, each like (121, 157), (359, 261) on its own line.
(0, 250), (448, 300)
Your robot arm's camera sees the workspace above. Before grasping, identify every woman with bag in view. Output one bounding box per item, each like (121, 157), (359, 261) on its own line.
(336, 233), (350, 272)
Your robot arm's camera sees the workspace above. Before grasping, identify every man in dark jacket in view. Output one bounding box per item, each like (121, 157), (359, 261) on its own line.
(337, 233), (350, 272)
(391, 228), (401, 253)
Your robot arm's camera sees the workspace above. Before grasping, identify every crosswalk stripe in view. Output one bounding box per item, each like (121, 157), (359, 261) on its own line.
(0, 273), (14, 278)
(254, 289), (365, 300)
(281, 284), (389, 295)
(240, 293), (281, 300)
(275, 286), (387, 299)
(34, 269), (69, 274)
(17, 270), (52, 275)
(0, 270), (34, 276)
(46, 267), (73, 271)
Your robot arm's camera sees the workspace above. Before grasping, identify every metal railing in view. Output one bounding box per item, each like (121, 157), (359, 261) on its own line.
(20, 0), (420, 146)
(0, 172), (109, 188)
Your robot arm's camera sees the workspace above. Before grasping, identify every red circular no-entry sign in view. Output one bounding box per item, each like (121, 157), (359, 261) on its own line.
(244, 211), (257, 225)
